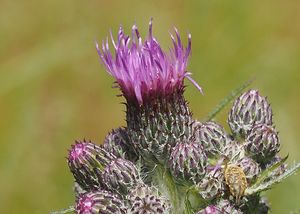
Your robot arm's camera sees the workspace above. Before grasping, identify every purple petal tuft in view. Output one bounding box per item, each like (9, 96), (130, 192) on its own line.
(97, 20), (201, 105)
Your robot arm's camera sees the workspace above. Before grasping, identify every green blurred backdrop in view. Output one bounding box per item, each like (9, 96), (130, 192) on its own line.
(0, 0), (299, 213)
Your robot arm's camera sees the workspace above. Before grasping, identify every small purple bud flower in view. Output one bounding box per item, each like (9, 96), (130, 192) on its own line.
(228, 89), (273, 138)
(245, 124), (280, 164)
(103, 158), (139, 194)
(194, 121), (231, 156)
(198, 167), (225, 200)
(75, 190), (127, 214)
(217, 199), (243, 214)
(103, 128), (128, 158)
(68, 140), (116, 190)
(236, 157), (261, 182)
(128, 184), (170, 214)
(221, 141), (244, 160)
(168, 141), (207, 184)
(196, 205), (218, 214)
(197, 200), (242, 214)
(97, 19), (202, 105)
(103, 128), (137, 161)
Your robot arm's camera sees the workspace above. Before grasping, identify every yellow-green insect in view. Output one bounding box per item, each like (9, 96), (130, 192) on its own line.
(224, 164), (247, 203)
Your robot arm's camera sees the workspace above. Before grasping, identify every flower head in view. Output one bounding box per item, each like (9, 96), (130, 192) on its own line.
(168, 141), (207, 184)
(68, 140), (116, 191)
(75, 190), (127, 214)
(245, 124), (280, 164)
(194, 121), (232, 157)
(97, 19), (202, 105)
(128, 184), (171, 214)
(228, 89), (273, 138)
(103, 158), (140, 195)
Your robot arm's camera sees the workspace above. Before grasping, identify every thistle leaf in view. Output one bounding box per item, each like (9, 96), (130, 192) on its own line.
(184, 186), (202, 214)
(50, 206), (75, 214)
(245, 161), (300, 195)
(206, 79), (253, 121)
(253, 155), (288, 186)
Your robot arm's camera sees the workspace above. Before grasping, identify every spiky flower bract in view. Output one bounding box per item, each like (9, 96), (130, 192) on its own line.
(236, 157), (261, 182)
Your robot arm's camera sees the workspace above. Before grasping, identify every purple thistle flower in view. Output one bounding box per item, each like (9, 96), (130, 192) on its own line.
(96, 19), (202, 105)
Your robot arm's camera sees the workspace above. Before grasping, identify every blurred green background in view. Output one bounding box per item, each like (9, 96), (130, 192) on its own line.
(0, 0), (299, 213)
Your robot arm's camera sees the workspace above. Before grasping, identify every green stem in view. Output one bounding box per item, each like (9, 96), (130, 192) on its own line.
(153, 164), (185, 214)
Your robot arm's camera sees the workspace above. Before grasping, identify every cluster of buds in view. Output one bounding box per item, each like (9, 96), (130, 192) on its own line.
(58, 20), (299, 214)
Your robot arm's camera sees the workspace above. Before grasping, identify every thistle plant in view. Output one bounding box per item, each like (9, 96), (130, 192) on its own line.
(54, 19), (300, 214)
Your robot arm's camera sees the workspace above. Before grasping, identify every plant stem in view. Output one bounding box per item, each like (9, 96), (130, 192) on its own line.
(153, 164), (186, 214)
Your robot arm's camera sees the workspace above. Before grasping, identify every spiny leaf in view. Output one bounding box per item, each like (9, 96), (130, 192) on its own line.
(184, 186), (200, 214)
(245, 161), (300, 195)
(253, 155), (288, 186)
(50, 206), (75, 214)
(206, 79), (253, 121)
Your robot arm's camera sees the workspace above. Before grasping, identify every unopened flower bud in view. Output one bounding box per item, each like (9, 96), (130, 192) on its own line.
(228, 89), (272, 138)
(197, 199), (242, 214)
(236, 157), (261, 182)
(75, 190), (127, 214)
(168, 141), (207, 184)
(245, 124), (280, 164)
(103, 128), (137, 161)
(196, 205), (218, 214)
(103, 158), (139, 195)
(198, 167), (224, 200)
(194, 121), (231, 157)
(128, 184), (170, 214)
(68, 140), (116, 190)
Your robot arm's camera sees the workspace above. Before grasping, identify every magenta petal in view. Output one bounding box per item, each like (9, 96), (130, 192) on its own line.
(97, 19), (202, 105)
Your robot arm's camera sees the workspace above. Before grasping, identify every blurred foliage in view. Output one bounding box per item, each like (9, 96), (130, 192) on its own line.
(0, 0), (299, 213)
